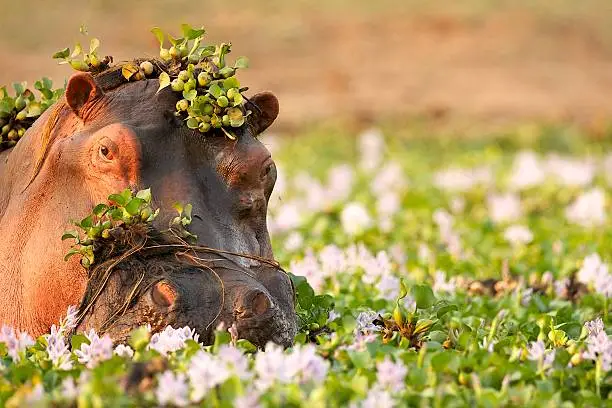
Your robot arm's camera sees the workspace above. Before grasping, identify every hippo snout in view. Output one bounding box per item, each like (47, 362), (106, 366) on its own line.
(76, 252), (297, 349)
(231, 286), (297, 348)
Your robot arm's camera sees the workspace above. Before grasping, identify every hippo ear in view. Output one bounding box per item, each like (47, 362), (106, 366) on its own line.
(249, 92), (279, 135)
(65, 72), (104, 119)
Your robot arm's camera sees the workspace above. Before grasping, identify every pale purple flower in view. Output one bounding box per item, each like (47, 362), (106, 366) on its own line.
(149, 326), (199, 356)
(284, 231), (304, 252)
(509, 151), (545, 190)
(417, 243), (430, 264)
(254, 342), (297, 391)
(359, 128), (385, 171)
(577, 253), (612, 297)
(376, 192), (400, 231)
(327, 164), (355, 204)
(45, 325), (73, 370)
(546, 155), (595, 187)
(521, 288), (534, 306)
(376, 357), (407, 393)
(371, 162), (407, 196)
(188, 350), (231, 401)
(487, 193), (521, 223)
(433, 166), (491, 192)
(60, 377), (79, 401)
(218, 345), (251, 380)
(0, 325), (34, 363)
(585, 318), (605, 336)
(156, 371), (189, 407)
(565, 188), (606, 227)
(341, 202), (372, 236)
(60, 305), (79, 334)
(527, 341), (546, 361)
(433, 271), (456, 294)
(577, 253), (606, 285)
(356, 385), (396, 408)
(289, 344), (329, 384)
(595, 272), (612, 298)
(480, 338), (496, 353)
(504, 225), (533, 246)
(355, 311), (381, 335)
(272, 202), (303, 233)
(228, 323), (239, 346)
(24, 383), (44, 405)
(290, 250), (324, 292)
(450, 196), (466, 214)
(327, 310), (341, 323)
(582, 330), (612, 371)
(320, 245), (348, 276)
(234, 387), (262, 408)
(377, 275), (400, 301)
(345, 333), (379, 352)
(114, 344), (134, 359)
(554, 278), (569, 298)
(74, 329), (113, 369)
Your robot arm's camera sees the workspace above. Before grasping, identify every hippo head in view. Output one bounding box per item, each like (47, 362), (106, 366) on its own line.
(4, 65), (296, 345)
(72, 225), (296, 347)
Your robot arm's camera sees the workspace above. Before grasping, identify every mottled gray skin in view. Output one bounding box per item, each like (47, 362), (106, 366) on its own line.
(0, 68), (296, 346)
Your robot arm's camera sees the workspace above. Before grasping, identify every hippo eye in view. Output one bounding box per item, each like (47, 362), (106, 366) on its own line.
(99, 145), (113, 161)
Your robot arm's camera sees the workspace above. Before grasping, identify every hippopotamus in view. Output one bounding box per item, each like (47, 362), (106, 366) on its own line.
(0, 64), (297, 346)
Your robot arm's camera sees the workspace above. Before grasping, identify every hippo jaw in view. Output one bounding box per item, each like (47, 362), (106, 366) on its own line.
(73, 240), (297, 349)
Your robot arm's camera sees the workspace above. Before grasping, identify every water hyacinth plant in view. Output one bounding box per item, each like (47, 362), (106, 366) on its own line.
(0, 124), (611, 406)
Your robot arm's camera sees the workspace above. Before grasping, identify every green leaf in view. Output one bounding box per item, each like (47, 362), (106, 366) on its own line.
(151, 27), (165, 47)
(52, 47), (70, 59)
(234, 56), (249, 69)
(173, 202), (184, 215)
(157, 72), (171, 94)
(69, 60), (90, 72)
(12, 82), (26, 95)
(412, 284), (435, 309)
(182, 89), (197, 101)
(121, 63), (139, 81)
(80, 215), (94, 229)
(222, 77), (240, 90)
(89, 38), (100, 54)
(63, 248), (80, 261)
(61, 231), (79, 241)
(71, 334), (88, 350)
(108, 193), (128, 207)
(125, 198), (145, 216)
(208, 83), (223, 99)
(92, 203), (108, 216)
(70, 42), (83, 58)
(181, 24), (205, 40)
(135, 188), (152, 203)
(186, 117), (199, 129)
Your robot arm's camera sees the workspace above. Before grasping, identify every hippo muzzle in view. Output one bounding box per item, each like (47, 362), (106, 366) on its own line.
(73, 228), (297, 348)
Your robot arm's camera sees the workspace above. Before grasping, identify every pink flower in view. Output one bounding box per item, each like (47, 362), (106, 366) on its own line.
(74, 329), (113, 369)
(376, 357), (407, 393)
(156, 371), (189, 407)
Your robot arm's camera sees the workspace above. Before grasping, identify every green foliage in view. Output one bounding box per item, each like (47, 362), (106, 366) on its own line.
(151, 24), (250, 139)
(52, 27), (109, 72)
(0, 79), (64, 151)
(53, 24), (251, 140)
(63, 188), (159, 268)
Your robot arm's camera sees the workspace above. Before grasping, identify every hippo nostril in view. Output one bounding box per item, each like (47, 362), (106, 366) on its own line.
(237, 289), (272, 319)
(151, 281), (177, 308)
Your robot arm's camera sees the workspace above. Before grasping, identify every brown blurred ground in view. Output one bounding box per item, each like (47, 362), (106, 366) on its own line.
(1, 0), (612, 128)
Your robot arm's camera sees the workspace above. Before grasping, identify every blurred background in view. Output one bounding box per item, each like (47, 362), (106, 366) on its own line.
(1, 0), (612, 133)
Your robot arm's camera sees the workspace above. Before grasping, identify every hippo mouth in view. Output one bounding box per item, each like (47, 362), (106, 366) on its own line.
(71, 224), (297, 348)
